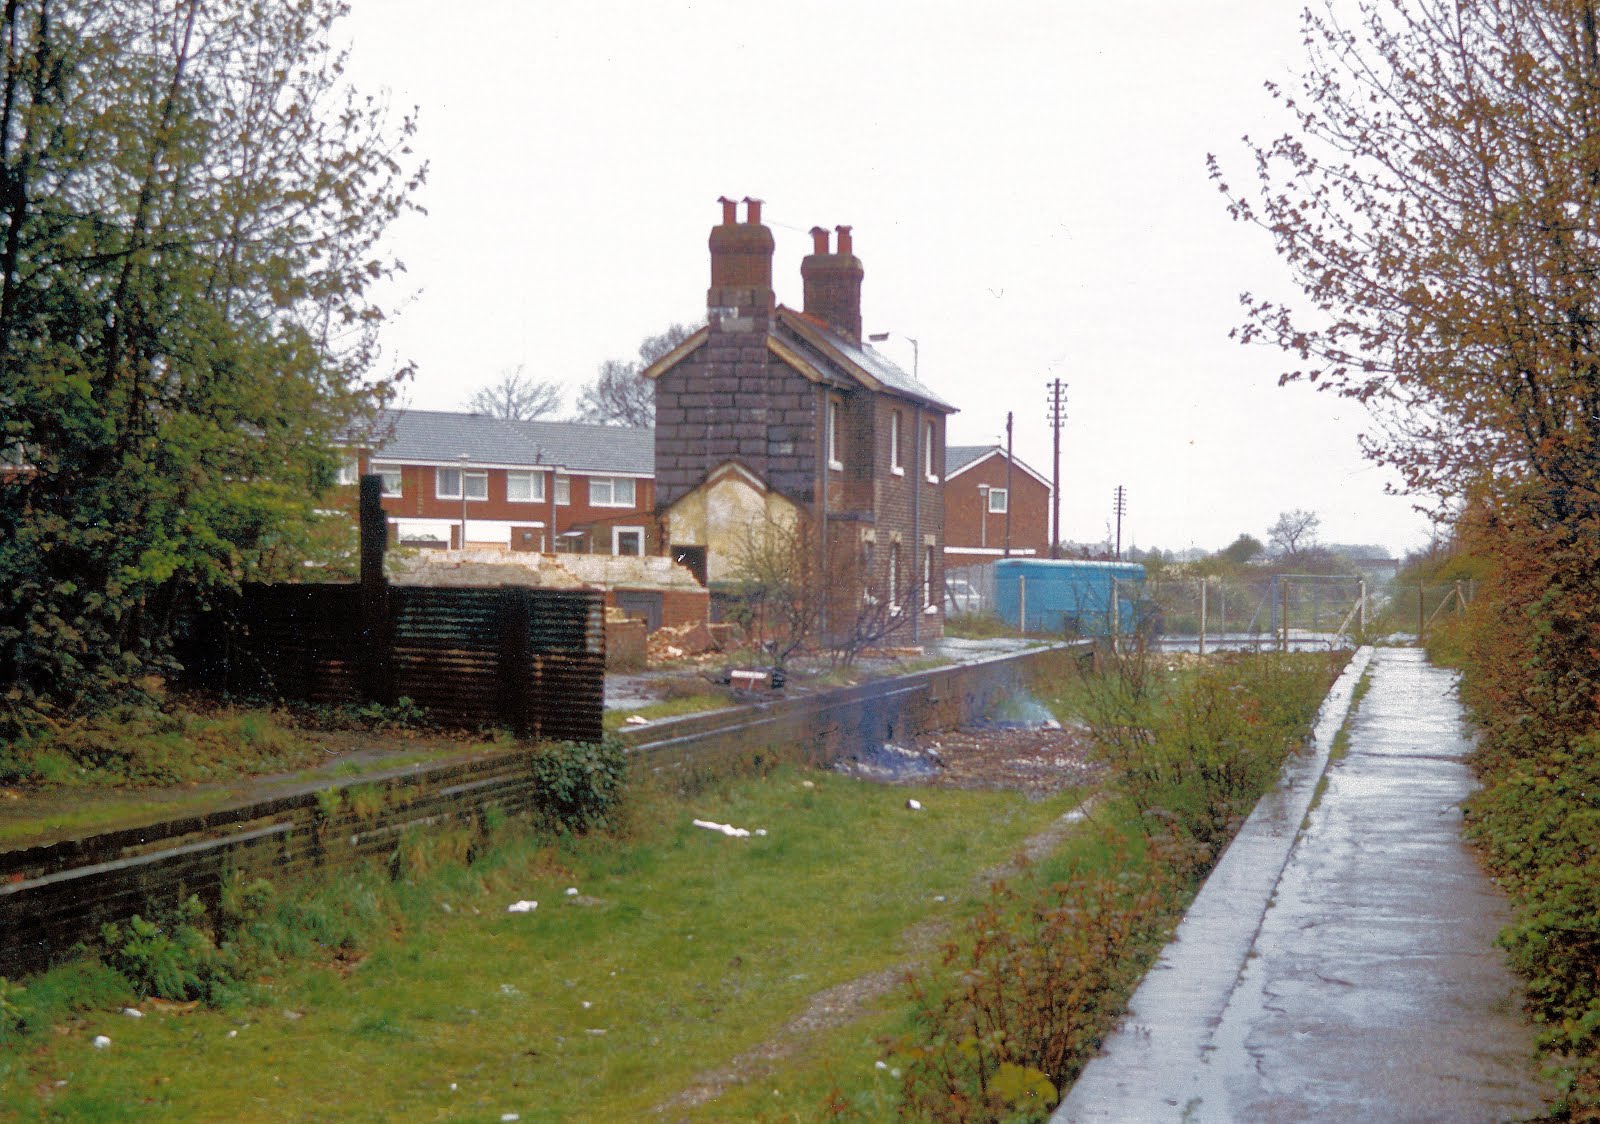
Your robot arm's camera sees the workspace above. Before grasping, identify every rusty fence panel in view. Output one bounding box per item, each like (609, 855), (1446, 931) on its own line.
(183, 583), (605, 739)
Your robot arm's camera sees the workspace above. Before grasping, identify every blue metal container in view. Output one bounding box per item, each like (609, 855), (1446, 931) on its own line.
(991, 559), (1146, 636)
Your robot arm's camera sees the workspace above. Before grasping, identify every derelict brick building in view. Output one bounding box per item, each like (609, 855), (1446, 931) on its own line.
(644, 197), (955, 643)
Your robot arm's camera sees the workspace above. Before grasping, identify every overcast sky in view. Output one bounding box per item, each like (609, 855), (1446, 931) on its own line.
(339, 0), (1438, 558)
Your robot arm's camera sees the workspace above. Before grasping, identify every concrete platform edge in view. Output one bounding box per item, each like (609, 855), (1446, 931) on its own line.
(1052, 644), (1375, 1122)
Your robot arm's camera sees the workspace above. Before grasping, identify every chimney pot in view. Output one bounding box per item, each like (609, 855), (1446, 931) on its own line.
(835, 224), (853, 257)
(744, 196), (763, 225)
(718, 195), (738, 225)
(809, 226), (830, 255)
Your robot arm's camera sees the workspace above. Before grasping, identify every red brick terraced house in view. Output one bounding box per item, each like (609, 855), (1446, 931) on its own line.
(642, 197), (957, 645)
(338, 410), (656, 555)
(943, 445), (1052, 568)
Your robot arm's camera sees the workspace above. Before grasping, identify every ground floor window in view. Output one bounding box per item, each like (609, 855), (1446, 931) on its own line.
(613, 526), (645, 556)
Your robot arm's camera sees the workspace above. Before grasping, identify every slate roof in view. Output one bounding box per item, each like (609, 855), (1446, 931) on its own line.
(774, 309), (957, 412)
(352, 409), (654, 475)
(944, 444), (1052, 488)
(640, 310), (957, 414)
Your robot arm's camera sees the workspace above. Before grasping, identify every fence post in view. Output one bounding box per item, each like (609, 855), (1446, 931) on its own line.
(1358, 579), (1366, 635)
(1418, 579), (1426, 641)
(1019, 575), (1027, 635)
(1280, 578), (1290, 652)
(498, 588), (533, 739)
(358, 475), (393, 705)
(1198, 577), (1207, 657)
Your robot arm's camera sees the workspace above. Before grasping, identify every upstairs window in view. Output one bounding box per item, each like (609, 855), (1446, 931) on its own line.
(890, 410), (904, 474)
(554, 475), (571, 506)
(590, 476), (637, 507)
(336, 454), (359, 485)
(371, 463), (403, 498)
(436, 468), (487, 501)
(924, 421), (938, 482)
(507, 470), (545, 503)
(827, 398), (843, 470)
(988, 487), (1009, 514)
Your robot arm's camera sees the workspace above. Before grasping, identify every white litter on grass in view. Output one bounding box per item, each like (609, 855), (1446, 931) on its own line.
(506, 900), (538, 913)
(625, 715), (649, 725)
(906, 798), (923, 811)
(92, 1036), (111, 1049)
(581, 1001), (592, 1010)
(565, 887), (579, 896)
(692, 818), (756, 838)
(450, 1083), (457, 1092)
(121, 1007), (143, 1018)
(501, 1114), (520, 1122)
(875, 1060), (888, 1071)
(755, 828), (768, 836)
(227, 1030), (238, 1039)
(586, 1028), (607, 1036)
(500, 984), (521, 997)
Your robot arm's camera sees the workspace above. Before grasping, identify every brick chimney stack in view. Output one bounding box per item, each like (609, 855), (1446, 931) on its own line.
(707, 196), (774, 332)
(801, 224), (864, 342)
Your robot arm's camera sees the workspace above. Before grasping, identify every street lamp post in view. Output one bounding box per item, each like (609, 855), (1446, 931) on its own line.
(459, 453), (468, 551)
(866, 331), (919, 380)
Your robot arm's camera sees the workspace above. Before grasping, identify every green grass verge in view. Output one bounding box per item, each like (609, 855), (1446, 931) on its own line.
(0, 770), (1089, 1121)
(601, 694), (732, 732)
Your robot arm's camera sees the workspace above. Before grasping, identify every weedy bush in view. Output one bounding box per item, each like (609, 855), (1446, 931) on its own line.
(101, 895), (223, 1002)
(886, 647), (1339, 1119)
(527, 737), (628, 833)
(890, 824), (1209, 1122)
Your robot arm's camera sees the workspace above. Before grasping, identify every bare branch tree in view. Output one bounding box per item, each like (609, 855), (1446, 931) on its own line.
(575, 321), (700, 426)
(463, 364), (563, 421)
(1267, 510), (1321, 559)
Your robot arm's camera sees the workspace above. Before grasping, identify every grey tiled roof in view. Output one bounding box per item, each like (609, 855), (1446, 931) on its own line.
(946, 445), (999, 476)
(362, 410), (654, 475)
(775, 309), (957, 412)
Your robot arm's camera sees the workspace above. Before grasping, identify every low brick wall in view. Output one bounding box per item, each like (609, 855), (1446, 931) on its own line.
(0, 643), (1082, 977)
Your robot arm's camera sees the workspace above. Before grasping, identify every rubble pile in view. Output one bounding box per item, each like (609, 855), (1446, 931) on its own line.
(646, 621), (739, 666)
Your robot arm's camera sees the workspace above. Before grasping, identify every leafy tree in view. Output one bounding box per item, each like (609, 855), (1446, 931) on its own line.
(463, 364), (562, 421)
(1217, 534), (1264, 566)
(1211, 0), (1600, 524)
(1266, 510), (1320, 559)
(575, 321), (700, 426)
(0, 0), (423, 730)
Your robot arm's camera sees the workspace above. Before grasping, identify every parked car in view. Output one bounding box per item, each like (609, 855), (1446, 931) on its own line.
(945, 578), (983, 616)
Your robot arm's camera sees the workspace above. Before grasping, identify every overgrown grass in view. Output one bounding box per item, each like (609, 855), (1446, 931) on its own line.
(0, 694), (445, 791)
(602, 693), (732, 732)
(943, 613), (1023, 640)
(0, 766), (1090, 1120)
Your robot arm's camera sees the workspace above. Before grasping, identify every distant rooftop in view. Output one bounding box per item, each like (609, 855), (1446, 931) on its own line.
(348, 410), (653, 476)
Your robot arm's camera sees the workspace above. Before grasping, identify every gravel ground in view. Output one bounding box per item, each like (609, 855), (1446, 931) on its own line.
(834, 721), (1105, 796)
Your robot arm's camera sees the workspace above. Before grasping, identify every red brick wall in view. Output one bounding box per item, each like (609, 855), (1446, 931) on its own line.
(346, 457), (653, 548)
(944, 453), (1050, 567)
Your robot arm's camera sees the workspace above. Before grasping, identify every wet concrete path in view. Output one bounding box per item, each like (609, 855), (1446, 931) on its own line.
(1056, 647), (1552, 1123)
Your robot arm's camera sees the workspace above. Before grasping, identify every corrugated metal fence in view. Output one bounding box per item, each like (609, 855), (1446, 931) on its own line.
(184, 583), (605, 744)
(181, 478), (606, 742)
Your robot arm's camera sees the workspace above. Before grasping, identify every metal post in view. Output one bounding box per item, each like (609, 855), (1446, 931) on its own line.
(1280, 578), (1290, 652)
(1358, 579), (1367, 635)
(1418, 579), (1425, 640)
(1198, 577), (1207, 657)
(1111, 576), (1121, 652)
(458, 452), (469, 551)
(1455, 579), (1464, 616)
(1019, 574), (1027, 634)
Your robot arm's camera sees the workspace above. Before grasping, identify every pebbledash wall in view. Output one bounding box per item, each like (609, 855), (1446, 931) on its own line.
(0, 644), (1082, 977)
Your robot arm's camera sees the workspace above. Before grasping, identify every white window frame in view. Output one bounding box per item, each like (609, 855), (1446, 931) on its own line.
(554, 475), (570, 506)
(435, 467), (462, 499)
(890, 410), (904, 475)
(336, 454), (360, 486)
(888, 543), (900, 613)
(988, 487), (1009, 514)
(589, 476), (637, 508)
(612, 526), (645, 556)
(370, 462), (403, 498)
(506, 470), (545, 503)
(465, 471), (488, 501)
(924, 544), (936, 609)
(924, 421), (939, 483)
(827, 398), (843, 471)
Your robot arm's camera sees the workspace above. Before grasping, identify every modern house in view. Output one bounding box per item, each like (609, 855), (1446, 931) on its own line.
(943, 445), (1052, 568)
(642, 197), (957, 643)
(338, 410), (656, 555)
